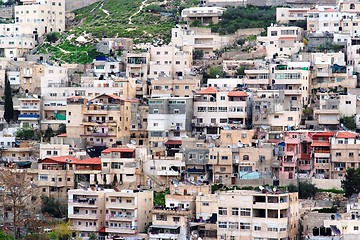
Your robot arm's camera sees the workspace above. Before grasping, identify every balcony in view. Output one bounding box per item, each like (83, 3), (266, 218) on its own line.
(69, 198), (98, 207)
(106, 226), (137, 234)
(18, 106), (40, 111)
(108, 215), (134, 222)
(282, 161), (296, 168)
(153, 206), (191, 216)
(284, 89), (302, 95)
(157, 170), (180, 176)
(68, 213), (99, 220)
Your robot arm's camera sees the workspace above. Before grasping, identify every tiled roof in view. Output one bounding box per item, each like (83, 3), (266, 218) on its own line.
(196, 87), (218, 95)
(336, 132), (357, 138)
(165, 140), (182, 145)
(227, 91), (249, 97)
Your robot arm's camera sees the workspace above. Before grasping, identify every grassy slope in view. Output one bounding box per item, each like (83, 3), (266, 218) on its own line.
(36, 0), (199, 63)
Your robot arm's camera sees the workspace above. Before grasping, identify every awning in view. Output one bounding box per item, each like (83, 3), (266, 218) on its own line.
(150, 225), (180, 229)
(99, 227), (106, 233)
(227, 91), (248, 97)
(311, 141), (330, 147)
(165, 140), (182, 145)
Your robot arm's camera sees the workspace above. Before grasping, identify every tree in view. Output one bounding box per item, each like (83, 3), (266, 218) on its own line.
(287, 182), (317, 199)
(341, 168), (360, 197)
(192, 49), (204, 60)
(16, 127), (35, 140)
(3, 76), (14, 125)
(235, 66), (247, 77)
(190, 19), (201, 27)
(88, 233), (97, 240)
(0, 169), (40, 239)
(43, 125), (55, 142)
(48, 222), (72, 240)
(341, 115), (356, 130)
(46, 32), (60, 43)
(41, 196), (67, 219)
(208, 66), (225, 79)
(298, 181), (317, 199)
(55, 124), (66, 135)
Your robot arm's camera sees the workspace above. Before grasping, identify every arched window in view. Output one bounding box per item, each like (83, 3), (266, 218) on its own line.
(243, 155), (249, 160)
(350, 3), (355, 9)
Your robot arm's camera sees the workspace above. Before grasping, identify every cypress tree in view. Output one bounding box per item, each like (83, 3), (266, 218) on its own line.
(4, 73), (14, 124)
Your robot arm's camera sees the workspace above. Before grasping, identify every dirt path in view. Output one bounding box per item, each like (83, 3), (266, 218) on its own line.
(128, 0), (149, 24)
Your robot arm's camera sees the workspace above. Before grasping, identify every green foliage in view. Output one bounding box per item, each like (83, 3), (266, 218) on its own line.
(43, 125), (55, 142)
(41, 196), (67, 218)
(208, 66), (225, 78)
(153, 189), (170, 206)
(192, 49), (204, 60)
(36, 40), (101, 64)
(88, 233), (97, 240)
(317, 41), (344, 52)
(4, 78), (13, 124)
(341, 168), (360, 197)
(0, 231), (12, 240)
(288, 182), (317, 199)
(316, 207), (338, 213)
(287, 184), (298, 193)
(16, 127), (35, 140)
(236, 66), (247, 76)
(316, 188), (344, 194)
(236, 38), (245, 46)
(55, 124), (66, 135)
(48, 222), (72, 240)
(211, 6), (276, 35)
(46, 32), (61, 43)
(190, 19), (202, 27)
(341, 115), (356, 130)
(299, 181), (317, 199)
(303, 107), (314, 120)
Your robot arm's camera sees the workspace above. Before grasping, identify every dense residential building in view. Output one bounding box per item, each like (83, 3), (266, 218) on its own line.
(216, 190), (299, 240)
(181, 7), (226, 25)
(68, 188), (153, 239)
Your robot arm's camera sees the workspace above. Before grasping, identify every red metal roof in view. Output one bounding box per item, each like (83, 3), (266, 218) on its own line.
(165, 140), (182, 145)
(42, 156), (101, 165)
(227, 91), (249, 97)
(196, 87), (218, 95)
(311, 132), (335, 138)
(311, 141), (330, 147)
(102, 148), (135, 154)
(336, 132), (357, 139)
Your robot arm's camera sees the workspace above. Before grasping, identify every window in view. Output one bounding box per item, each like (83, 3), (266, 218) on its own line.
(232, 208), (239, 215)
(221, 156), (228, 160)
(254, 225), (261, 231)
(173, 217), (180, 223)
(243, 155), (249, 160)
(288, 117), (293, 121)
(346, 101), (352, 104)
(103, 163), (108, 167)
(240, 208), (251, 216)
(350, 152), (354, 157)
(156, 214), (167, 221)
(218, 221), (227, 229)
(229, 222), (239, 229)
(220, 96), (225, 100)
(185, 86), (189, 90)
(202, 202), (209, 206)
(218, 207), (227, 215)
(240, 222), (251, 230)
(354, 226), (359, 231)
(336, 152), (341, 157)
(39, 175), (48, 181)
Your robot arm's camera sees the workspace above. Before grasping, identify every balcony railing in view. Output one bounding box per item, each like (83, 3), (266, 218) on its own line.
(18, 114), (40, 119)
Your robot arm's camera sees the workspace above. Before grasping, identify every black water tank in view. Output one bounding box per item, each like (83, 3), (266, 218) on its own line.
(331, 214), (335, 220)
(320, 226), (326, 236)
(326, 227), (332, 236)
(313, 227), (320, 236)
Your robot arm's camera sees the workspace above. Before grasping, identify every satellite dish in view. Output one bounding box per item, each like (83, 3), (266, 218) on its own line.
(259, 186), (264, 191)
(130, 140), (136, 145)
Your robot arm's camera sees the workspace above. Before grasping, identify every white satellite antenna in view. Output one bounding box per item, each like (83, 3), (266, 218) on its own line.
(259, 186), (265, 191)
